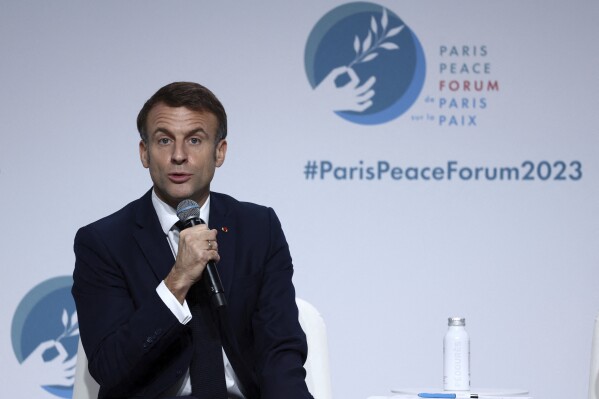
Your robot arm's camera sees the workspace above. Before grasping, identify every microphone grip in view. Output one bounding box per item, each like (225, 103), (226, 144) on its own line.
(205, 261), (227, 308)
(184, 217), (227, 308)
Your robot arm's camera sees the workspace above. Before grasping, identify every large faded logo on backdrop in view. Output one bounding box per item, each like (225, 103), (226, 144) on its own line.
(305, 2), (426, 125)
(11, 276), (78, 398)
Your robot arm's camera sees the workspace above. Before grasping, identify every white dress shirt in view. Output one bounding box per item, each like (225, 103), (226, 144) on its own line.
(151, 190), (244, 398)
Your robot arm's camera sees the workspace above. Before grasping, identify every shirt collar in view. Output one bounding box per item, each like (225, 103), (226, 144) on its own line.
(151, 190), (210, 234)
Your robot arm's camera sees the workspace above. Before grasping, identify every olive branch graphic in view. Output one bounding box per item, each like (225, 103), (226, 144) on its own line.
(55, 309), (79, 343)
(348, 7), (404, 68)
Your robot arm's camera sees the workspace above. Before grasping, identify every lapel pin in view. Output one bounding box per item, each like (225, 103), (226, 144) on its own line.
(221, 226), (229, 233)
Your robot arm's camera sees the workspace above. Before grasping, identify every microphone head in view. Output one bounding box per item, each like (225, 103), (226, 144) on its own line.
(176, 199), (201, 222)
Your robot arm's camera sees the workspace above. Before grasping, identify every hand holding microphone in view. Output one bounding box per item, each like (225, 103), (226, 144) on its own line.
(173, 199), (227, 308)
(173, 223), (219, 281)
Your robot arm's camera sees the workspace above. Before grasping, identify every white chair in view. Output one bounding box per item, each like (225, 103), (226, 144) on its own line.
(73, 298), (332, 399)
(589, 314), (599, 399)
(296, 297), (333, 399)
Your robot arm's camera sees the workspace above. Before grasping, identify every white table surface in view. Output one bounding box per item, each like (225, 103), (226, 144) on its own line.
(390, 388), (530, 396)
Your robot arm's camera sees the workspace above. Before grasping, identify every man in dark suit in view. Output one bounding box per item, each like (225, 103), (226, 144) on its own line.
(72, 82), (312, 399)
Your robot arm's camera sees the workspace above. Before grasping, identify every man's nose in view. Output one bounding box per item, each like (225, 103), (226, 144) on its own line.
(171, 142), (187, 163)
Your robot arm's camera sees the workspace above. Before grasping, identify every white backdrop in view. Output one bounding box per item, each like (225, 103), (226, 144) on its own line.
(1, 1), (599, 399)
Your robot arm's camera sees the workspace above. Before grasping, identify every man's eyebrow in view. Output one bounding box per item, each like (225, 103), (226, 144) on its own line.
(150, 127), (209, 137)
(187, 128), (208, 137)
(152, 127), (174, 136)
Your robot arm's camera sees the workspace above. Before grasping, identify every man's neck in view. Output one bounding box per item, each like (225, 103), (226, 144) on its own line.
(154, 189), (210, 210)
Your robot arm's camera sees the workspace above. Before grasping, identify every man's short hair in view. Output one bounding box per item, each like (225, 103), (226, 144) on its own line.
(137, 82), (227, 143)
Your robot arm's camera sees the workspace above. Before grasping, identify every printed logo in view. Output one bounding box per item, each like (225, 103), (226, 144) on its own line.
(414, 45), (500, 127)
(11, 276), (79, 398)
(305, 1), (426, 125)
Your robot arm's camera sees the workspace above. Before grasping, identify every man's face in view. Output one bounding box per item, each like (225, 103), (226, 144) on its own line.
(139, 103), (227, 208)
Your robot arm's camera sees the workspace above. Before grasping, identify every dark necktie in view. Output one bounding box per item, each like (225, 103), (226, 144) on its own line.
(170, 223), (229, 398)
(187, 282), (228, 399)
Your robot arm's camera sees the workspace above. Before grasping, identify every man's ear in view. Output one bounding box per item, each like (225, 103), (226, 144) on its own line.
(139, 140), (149, 168)
(215, 139), (227, 167)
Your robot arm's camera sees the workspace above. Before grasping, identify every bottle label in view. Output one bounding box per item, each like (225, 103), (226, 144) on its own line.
(443, 332), (470, 390)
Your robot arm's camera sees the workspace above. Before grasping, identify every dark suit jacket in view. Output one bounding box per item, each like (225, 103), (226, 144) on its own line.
(72, 190), (312, 399)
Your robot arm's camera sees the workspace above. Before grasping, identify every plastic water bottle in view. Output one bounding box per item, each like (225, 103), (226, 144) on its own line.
(443, 317), (470, 391)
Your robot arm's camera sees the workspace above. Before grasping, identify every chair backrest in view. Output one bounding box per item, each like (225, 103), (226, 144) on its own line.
(72, 297), (332, 399)
(296, 297), (333, 399)
(590, 314), (599, 399)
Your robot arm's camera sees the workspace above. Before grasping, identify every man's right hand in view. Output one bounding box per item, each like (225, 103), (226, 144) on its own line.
(164, 224), (220, 303)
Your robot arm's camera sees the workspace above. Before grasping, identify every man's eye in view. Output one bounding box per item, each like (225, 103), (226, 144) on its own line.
(190, 138), (201, 144)
(158, 138), (170, 144)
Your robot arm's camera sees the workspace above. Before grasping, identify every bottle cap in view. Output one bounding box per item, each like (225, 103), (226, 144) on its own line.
(448, 317), (466, 326)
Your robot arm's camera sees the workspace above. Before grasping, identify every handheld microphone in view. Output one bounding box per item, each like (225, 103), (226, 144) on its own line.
(176, 199), (227, 308)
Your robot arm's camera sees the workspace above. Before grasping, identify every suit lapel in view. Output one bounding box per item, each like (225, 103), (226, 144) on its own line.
(209, 193), (235, 301)
(132, 190), (175, 281)
(210, 194), (260, 399)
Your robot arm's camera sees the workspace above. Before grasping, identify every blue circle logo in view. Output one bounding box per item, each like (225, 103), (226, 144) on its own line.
(11, 276), (79, 398)
(305, 2), (426, 125)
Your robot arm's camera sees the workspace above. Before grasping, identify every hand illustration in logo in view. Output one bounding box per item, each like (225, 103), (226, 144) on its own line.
(12, 277), (81, 398)
(21, 339), (77, 387)
(305, 4), (425, 124)
(315, 66), (376, 112)
(312, 7), (403, 114)
(21, 308), (79, 389)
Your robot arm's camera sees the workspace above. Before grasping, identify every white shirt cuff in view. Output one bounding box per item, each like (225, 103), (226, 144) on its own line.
(156, 281), (192, 324)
